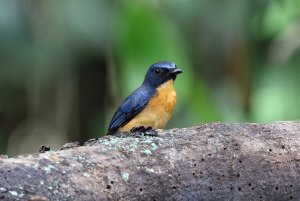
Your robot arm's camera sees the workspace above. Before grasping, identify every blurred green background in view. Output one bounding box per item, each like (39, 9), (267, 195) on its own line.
(0, 0), (300, 156)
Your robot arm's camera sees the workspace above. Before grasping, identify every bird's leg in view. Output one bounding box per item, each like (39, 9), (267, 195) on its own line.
(144, 128), (158, 136)
(130, 126), (158, 137)
(130, 126), (150, 133)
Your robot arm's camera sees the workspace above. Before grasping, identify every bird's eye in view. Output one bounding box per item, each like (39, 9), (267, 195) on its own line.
(154, 68), (160, 74)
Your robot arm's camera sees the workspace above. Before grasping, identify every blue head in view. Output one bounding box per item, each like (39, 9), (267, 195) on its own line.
(143, 61), (183, 88)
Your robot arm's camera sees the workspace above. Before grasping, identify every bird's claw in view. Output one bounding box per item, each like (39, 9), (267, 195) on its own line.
(130, 126), (158, 137)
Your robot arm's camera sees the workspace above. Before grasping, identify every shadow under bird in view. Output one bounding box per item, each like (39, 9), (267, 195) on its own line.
(107, 61), (183, 135)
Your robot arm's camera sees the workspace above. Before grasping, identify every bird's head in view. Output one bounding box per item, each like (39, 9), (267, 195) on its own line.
(143, 61), (183, 88)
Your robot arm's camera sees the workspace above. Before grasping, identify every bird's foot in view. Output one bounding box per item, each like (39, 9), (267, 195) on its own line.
(130, 126), (152, 133)
(143, 128), (158, 137)
(130, 126), (158, 137)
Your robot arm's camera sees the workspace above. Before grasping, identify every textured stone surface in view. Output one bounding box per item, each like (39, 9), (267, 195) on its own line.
(0, 122), (300, 200)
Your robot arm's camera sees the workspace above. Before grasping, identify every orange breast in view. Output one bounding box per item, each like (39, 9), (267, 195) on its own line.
(119, 80), (177, 132)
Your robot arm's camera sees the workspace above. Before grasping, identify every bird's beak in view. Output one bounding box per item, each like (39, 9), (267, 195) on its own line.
(170, 68), (183, 75)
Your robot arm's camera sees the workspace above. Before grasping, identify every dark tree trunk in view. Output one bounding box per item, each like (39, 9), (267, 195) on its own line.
(0, 122), (299, 201)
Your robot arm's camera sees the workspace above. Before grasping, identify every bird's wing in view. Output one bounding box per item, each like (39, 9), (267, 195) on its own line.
(107, 88), (151, 135)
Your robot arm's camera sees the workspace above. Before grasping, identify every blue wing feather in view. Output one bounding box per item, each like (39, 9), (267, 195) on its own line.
(107, 86), (154, 134)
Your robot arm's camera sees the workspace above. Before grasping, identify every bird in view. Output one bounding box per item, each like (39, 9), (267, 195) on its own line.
(107, 61), (182, 135)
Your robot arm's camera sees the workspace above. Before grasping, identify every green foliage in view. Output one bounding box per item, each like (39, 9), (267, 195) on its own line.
(262, 0), (300, 37)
